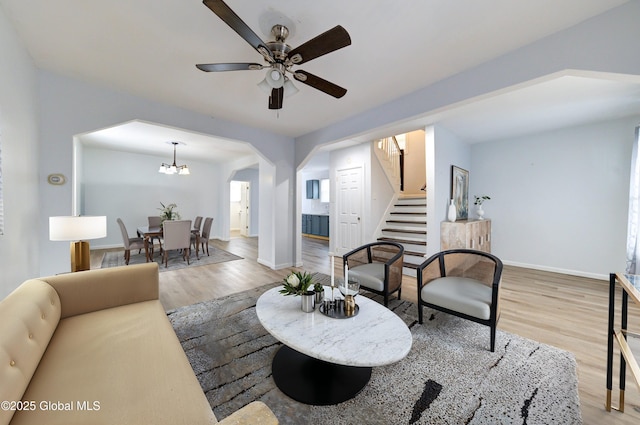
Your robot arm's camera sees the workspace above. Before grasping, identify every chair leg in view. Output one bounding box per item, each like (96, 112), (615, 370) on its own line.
(397, 287), (402, 300)
(125, 250), (130, 265)
(490, 324), (496, 352)
(418, 303), (423, 324)
(164, 251), (168, 268)
(383, 294), (388, 307)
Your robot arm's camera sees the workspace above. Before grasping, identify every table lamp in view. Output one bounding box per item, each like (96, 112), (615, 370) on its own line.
(49, 216), (107, 272)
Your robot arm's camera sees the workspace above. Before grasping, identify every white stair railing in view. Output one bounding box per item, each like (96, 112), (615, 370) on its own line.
(374, 137), (402, 191)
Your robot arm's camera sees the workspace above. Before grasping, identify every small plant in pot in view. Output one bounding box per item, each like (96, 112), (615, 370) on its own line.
(314, 282), (325, 303)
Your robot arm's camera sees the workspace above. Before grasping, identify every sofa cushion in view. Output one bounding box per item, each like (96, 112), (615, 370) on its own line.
(420, 276), (492, 320)
(10, 300), (216, 425)
(349, 263), (385, 291)
(0, 279), (61, 425)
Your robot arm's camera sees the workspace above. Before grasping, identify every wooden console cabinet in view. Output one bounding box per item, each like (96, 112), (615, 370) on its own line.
(440, 219), (491, 253)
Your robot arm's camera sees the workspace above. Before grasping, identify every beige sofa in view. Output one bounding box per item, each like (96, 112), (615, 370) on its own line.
(0, 263), (278, 425)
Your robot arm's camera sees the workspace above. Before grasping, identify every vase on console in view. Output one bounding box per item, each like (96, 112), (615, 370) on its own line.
(476, 205), (485, 220)
(447, 199), (457, 222)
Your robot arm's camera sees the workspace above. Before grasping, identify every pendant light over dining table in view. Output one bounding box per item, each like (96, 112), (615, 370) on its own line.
(158, 141), (190, 175)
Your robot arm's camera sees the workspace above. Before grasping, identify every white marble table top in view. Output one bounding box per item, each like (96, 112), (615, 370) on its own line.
(256, 287), (412, 367)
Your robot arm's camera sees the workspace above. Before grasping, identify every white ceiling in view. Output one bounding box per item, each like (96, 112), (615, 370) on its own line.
(2, 0), (640, 160)
(77, 120), (256, 163)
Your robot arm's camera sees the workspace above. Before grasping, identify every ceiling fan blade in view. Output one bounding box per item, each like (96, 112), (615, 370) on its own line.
(288, 25), (351, 65)
(268, 87), (284, 110)
(196, 63), (263, 72)
(293, 70), (347, 98)
(202, 0), (273, 60)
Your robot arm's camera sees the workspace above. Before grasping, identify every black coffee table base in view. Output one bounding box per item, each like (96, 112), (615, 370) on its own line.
(271, 345), (372, 405)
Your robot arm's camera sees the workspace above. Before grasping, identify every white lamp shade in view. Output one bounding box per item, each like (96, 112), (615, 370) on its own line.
(283, 78), (299, 97)
(266, 69), (284, 88)
(49, 216), (107, 241)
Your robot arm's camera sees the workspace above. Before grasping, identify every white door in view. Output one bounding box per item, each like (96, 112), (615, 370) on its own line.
(336, 166), (363, 255)
(240, 182), (250, 236)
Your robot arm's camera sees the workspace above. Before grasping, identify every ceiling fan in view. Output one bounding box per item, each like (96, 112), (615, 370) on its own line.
(196, 0), (351, 110)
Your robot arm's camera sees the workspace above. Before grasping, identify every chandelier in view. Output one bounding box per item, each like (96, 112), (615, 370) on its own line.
(158, 141), (190, 175)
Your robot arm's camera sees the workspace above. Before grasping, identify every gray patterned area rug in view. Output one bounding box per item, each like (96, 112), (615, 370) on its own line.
(168, 276), (582, 425)
(101, 246), (242, 272)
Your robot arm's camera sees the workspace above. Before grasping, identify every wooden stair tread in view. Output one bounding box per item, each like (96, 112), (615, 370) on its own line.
(403, 250), (425, 257)
(386, 220), (427, 225)
(378, 237), (427, 246)
(395, 203), (427, 207)
(382, 228), (426, 235)
(390, 212), (426, 215)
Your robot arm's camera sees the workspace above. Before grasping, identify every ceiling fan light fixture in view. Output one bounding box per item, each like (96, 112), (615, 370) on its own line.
(283, 77), (299, 97)
(258, 77), (272, 94)
(266, 68), (284, 88)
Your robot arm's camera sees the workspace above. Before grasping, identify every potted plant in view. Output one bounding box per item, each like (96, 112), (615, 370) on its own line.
(279, 271), (314, 296)
(473, 195), (490, 220)
(158, 202), (181, 223)
(280, 271), (315, 312)
(313, 282), (324, 304)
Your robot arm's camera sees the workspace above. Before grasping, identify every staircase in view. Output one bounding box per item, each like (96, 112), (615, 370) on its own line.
(377, 195), (427, 276)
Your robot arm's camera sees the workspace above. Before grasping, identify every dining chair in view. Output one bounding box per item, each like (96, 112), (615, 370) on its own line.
(117, 218), (146, 265)
(147, 216), (162, 251)
(416, 249), (503, 352)
(199, 217), (214, 256)
(193, 216), (203, 234)
(162, 220), (192, 268)
(342, 241), (404, 307)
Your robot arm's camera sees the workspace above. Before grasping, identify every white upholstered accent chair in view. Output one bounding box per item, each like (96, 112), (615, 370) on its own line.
(417, 249), (503, 352)
(162, 220), (192, 268)
(342, 241), (404, 307)
(117, 218), (146, 265)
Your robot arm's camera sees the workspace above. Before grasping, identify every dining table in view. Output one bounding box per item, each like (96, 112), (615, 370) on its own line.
(136, 225), (200, 262)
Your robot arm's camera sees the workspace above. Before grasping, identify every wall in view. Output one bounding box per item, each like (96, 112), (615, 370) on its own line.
(425, 125), (471, 257)
(328, 142), (393, 255)
(301, 169), (329, 215)
(232, 168), (259, 237)
(470, 116), (635, 278)
(81, 146), (220, 248)
(402, 129), (427, 195)
(0, 8), (40, 298)
(38, 71), (294, 276)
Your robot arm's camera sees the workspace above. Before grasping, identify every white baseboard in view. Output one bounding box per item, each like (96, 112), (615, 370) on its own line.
(503, 260), (608, 281)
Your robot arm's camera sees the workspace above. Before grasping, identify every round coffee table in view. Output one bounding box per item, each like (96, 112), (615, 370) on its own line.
(256, 286), (412, 405)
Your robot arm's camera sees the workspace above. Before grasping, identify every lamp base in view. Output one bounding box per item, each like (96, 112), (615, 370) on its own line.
(70, 241), (90, 272)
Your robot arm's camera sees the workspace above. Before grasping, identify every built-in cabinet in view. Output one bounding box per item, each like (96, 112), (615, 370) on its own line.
(440, 219), (491, 252)
(302, 214), (329, 238)
(306, 180), (320, 199)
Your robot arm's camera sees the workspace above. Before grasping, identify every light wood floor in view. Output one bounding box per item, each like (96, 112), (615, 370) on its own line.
(93, 236), (640, 424)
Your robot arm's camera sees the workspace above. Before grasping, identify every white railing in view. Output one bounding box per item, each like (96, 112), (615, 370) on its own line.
(374, 137), (402, 190)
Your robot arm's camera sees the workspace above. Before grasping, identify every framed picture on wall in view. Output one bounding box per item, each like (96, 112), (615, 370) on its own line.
(451, 165), (469, 220)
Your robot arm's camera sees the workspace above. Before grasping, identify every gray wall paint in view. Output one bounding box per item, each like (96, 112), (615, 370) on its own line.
(0, 9), (39, 298)
(470, 116), (635, 277)
(82, 147), (221, 249)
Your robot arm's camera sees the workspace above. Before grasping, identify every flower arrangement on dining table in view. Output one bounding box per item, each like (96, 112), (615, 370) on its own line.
(158, 202), (181, 222)
(279, 271), (315, 296)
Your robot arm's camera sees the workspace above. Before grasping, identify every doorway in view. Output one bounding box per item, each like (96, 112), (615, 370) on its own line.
(335, 166), (363, 255)
(230, 180), (251, 237)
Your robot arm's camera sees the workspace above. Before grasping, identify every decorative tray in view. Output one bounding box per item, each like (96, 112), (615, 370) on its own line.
(319, 302), (359, 319)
